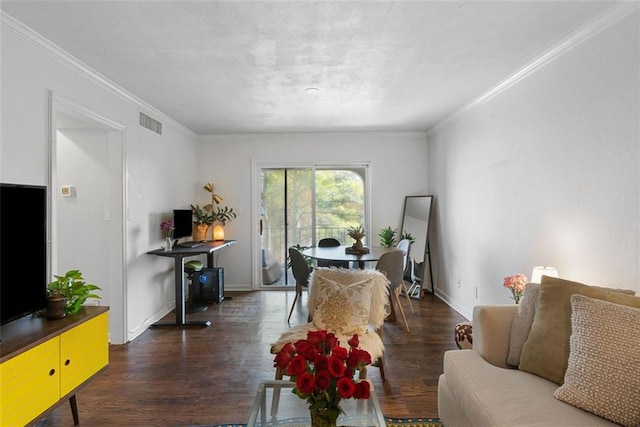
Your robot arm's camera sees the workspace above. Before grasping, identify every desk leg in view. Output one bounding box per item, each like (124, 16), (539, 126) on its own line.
(151, 256), (211, 327)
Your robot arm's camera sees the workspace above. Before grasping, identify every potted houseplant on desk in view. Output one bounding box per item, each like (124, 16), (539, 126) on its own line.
(191, 204), (214, 241)
(46, 269), (101, 319)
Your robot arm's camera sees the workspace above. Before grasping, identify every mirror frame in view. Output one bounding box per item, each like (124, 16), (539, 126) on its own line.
(400, 195), (434, 294)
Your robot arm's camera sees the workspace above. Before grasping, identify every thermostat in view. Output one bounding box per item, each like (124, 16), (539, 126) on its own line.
(60, 185), (75, 197)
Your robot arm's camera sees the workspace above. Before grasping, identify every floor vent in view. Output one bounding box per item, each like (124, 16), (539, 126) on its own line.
(139, 111), (163, 135)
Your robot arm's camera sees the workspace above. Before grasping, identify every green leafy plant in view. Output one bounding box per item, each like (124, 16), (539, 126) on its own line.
(211, 205), (236, 226)
(378, 226), (397, 247)
(191, 204), (214, 225)
(47, 269), (101, 315)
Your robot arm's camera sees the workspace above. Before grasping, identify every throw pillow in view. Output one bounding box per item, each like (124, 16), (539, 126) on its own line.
(506, 282), (539, 367)
(553, 295), (640, 427)
(311, 276), (374, 337)
(519, 276), (640, 384)
(507, 282), (634, 367)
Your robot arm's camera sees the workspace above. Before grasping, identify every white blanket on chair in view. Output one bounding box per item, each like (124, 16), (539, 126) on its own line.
(271, 267), (389, 360)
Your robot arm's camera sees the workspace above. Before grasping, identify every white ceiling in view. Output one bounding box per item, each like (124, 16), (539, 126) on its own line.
(1, 1), (615, 135)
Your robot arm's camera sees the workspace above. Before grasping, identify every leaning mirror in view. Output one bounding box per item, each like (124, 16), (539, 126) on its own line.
(400, 195), (433, 296)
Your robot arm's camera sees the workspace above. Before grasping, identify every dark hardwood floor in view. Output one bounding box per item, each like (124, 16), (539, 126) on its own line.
(40, 290), (465, 426)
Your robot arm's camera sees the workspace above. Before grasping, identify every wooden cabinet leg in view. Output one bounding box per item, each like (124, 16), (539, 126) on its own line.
(69, 395), (79, 426)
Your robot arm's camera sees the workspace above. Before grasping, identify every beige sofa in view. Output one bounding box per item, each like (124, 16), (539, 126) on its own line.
(437, 305), (619, 427)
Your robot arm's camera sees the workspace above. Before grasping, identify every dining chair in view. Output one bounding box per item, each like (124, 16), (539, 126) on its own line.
(317, 237), (350, 268)
(395, 239), (415, 313)
(272, 267), (390, 380)
(287, 247), (311, 323)
(376, 250), (411, 332)
(318, 237), (341, 247)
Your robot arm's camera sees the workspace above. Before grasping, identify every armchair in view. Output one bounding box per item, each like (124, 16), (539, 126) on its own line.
(271, 267), (389, 380)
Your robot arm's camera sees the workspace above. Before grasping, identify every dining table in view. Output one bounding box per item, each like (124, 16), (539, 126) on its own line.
(302, 245), (400, 269)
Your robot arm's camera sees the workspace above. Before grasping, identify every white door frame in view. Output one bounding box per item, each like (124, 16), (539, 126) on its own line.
(49, 91), (128, 344)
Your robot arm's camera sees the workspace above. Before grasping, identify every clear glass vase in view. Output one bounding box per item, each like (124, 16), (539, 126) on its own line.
(164, 236), (173, 251)
(310, 408), (339, 427)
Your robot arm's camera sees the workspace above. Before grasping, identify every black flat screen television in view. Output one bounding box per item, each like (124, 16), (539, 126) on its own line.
(173, 209), (193, 240)
(0, 183), (48, 325)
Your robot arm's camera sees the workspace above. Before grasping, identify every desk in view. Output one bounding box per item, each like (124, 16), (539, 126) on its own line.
(147, 240), (236, 327)
(302, 245), (398, 269)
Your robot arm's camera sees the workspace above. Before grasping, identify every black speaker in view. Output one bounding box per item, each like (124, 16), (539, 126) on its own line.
(192, 268), (224, 304)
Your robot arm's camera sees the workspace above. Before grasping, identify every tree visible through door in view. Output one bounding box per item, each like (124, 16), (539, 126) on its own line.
(260, 167), (365, 286)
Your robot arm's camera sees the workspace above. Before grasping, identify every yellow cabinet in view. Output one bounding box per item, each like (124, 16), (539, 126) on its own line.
(0, 338), (60, 426)
(60, 312), (109, 397)
(0, 307), (109, 426)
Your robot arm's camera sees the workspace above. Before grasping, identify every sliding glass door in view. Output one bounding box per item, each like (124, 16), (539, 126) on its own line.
(260, 165), (366, 288)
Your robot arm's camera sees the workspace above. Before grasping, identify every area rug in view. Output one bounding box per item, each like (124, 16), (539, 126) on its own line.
(204, 417), (442, 427)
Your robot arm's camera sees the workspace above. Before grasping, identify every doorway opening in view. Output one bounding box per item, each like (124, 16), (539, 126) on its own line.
(49, 92), (127, 344)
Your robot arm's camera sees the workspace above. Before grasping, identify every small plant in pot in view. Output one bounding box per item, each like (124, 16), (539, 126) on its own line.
(47, 269), (101, 318)
(379, 226), (397, 247)
(347, 225), (367, 250)
(191, 204), (214, 241)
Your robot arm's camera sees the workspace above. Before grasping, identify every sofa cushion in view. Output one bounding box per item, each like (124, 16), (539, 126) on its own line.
(507, 282), (539, 366)
(442, 350), (618, 426)
(519, 276), (640, 384)
(554, 295), (640, 427)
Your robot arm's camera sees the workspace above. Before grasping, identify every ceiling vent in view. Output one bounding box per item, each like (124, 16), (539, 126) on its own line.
(139, 111), (163, 135)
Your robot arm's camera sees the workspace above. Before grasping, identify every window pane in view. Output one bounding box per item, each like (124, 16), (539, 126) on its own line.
(315, 169), (365, 245)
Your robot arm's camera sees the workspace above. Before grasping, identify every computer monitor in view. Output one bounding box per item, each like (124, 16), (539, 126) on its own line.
(173, 209), (193, 240)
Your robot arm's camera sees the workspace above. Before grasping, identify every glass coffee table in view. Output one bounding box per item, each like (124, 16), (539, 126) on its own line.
(247, 380), (386, 426)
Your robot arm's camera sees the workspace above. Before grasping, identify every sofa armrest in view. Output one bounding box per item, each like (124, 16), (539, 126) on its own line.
(473, 304), (518, 369)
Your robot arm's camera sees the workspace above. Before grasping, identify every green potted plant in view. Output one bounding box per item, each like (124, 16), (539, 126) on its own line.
(379, 226), (397, 247)
(46, 269), (102, 317)
(210, 205), (236, 226)
(191, 204), (214, 240)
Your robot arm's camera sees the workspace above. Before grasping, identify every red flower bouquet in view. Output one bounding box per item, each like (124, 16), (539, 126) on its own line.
(273, 330), (372, 426)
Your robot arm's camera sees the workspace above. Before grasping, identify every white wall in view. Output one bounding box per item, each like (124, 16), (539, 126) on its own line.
(196, 132), (429, 289)
(427, 8), (640, 318)
(1, 14), (198, 342)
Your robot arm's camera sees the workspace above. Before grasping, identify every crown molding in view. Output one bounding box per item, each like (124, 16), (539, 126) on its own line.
(1, 11), (195, 138)
(430, 1), (639, 135)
